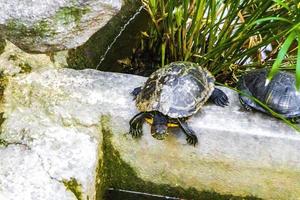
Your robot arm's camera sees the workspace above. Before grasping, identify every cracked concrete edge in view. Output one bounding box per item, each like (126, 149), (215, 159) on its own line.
(0, 73), (102, 200)
(0, 144), (77, 200)
(0, 126), (100, 200)
(0, 125), (97, 200)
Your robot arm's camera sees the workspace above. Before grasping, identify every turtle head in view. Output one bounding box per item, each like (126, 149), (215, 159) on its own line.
(151, 112), (168, 140)
(151, 124), (168, 140)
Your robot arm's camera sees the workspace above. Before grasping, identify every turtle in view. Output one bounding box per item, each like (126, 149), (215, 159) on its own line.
(129, 61), (229, 145)
(238, 68), (300, 120)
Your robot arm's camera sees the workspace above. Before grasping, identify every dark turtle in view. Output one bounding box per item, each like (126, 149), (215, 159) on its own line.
(129, 61), (229, 145)
(238, 68), (300, 120)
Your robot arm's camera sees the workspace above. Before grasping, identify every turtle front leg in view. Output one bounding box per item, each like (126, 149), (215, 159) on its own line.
(177, 119), (198, 146)
(129, 112), (148, 138)
(131, 86), (142, 100)
(209, 88), (229, 107)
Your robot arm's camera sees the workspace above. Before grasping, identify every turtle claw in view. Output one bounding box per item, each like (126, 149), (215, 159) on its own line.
(216, 97), (228, 107)
(129, 125), (143, 138)
(129, 112), (147, 139)
(131, 87), (142, 100)
(218, 93), (229, 107)
(244, 104), (253, 111)
(186, 134), (198, 146)
(210, 88), (229, 107)
(240, 100), (253, 111)
(221, 95), (229, 105)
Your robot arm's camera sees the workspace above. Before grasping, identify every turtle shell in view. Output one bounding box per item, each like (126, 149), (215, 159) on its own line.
(238, 68), (300, 118)
(136, 61), (215, 118)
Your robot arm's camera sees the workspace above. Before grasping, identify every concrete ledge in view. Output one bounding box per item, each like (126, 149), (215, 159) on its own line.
(0, 68), (299, 199)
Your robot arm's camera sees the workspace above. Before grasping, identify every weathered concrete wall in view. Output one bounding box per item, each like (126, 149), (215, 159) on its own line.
(0, 67), (299, 199)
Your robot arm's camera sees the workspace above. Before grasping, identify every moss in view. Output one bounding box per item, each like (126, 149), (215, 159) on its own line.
(18, 63), (32, 73)
(7, 54), (32, 73)
(0, 38), (6, 55)
(6, 19), (54, 38)
(54, 6), (90, 25)
(8, 54), (18, 61)
(6, 20), (27, 35)
(63, 177), (83, 200)
(0, 73), (7, 136)
(0, 72), (8, 104)
(67, 48), (93, 70)
(32, 20), (54, 37)
(0, 137), (8, 147)
(99, 116), (261, 200)
(96, 144), (105, 199)
(4, 5), (90, 41)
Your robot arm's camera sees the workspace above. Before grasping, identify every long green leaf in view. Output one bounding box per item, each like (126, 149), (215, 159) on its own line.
(267, 31), (296, 82)
(252, 17), (292, 26)
(273, 0), (290, 10)
(296, 36), (300, 90)
(161, 41), (166, 67)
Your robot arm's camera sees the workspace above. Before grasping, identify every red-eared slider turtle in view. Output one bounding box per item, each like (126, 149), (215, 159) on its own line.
(238, 68), (300, 119)
(129, 61), (229, 145)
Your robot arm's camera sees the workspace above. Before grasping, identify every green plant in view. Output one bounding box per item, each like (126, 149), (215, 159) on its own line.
(140, 0), (298, 83)
(253, 0), (300, 89)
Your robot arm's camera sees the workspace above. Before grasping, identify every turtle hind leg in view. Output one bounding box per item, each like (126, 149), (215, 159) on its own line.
(131, 86), (142, 100)
(209, 88), (229, 107)
(239, 97), (253, 111)
(239, 94), (270, 113)
(129, 112), (148, 138)
(177, 119), (198, 146)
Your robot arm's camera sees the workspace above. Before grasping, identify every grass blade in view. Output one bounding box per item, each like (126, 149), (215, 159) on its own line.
(267, 31), (296, 82)
(161, 41), (166, 67)
(296, 36), (300, 90)
(252, 17), (292, 25)
(273, 0), (290, 10)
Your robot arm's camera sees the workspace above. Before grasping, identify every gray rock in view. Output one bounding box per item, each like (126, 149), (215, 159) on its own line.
(1, 68), (300, 199)
(0, 41), (64, 76)
(0, 0), (129, 52)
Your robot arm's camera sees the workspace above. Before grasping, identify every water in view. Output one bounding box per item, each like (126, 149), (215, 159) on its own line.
(104, 188), (183, 200)
(95, 5), (146, 70)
